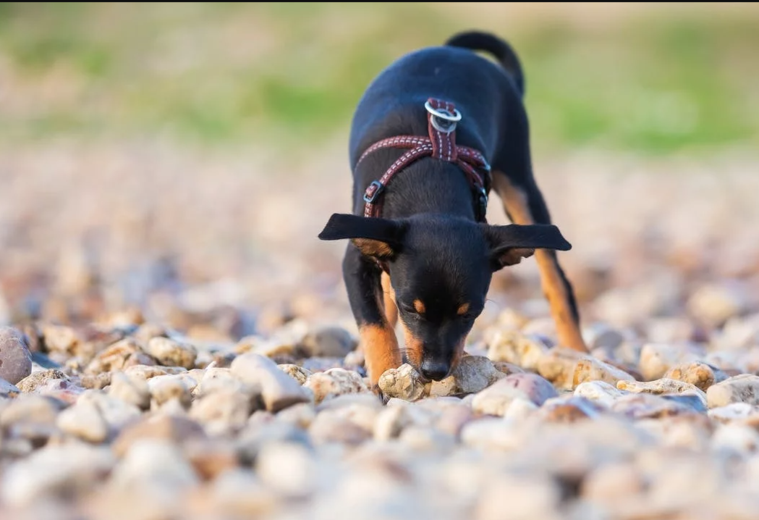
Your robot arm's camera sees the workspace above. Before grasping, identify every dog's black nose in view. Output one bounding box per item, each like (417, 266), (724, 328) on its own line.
(420, 360), (451, 381)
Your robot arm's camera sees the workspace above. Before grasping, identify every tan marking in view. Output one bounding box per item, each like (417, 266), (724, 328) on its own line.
(351, 238), (393, 258)
(381, 272), (398, 329)
(456, 303), (470, 316)
(359, 324), (400, 387)
(413, 299), (426, 314)
(493, 173), (588, 353)
(399, 319), (423, 368)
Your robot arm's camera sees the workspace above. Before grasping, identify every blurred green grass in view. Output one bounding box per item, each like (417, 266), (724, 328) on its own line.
(0, 3), (757, 155)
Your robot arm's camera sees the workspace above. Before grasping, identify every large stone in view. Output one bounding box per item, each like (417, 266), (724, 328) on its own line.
(305, 368), (370, 405)
(472, 373), (558, 416)
(707, 374), (759, 408)
(611, 393), (703, 419)
(147, 374), (196, 408)
(85, 338), (155, 375)
(145, 337), (197, 369)
(77, 390), (142, 434)
(231, 353), (311, 412)
(0, 327), (32, 385)
(377, 364), (426, 402)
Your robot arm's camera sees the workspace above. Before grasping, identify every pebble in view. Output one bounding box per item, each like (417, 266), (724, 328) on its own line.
(574, 381), (626, 408)
(486, 329), (550, 370)
(145, 337), (198, 369)
(305, 367), (370, 404)
(232, 353), (311, 412)
(0, 444), (115, 507)
(85, 338), (154, 374)
(0, 377), (21, 398)
(537, 347), (586, 390)
(706, 374), (759, 408)
(147, 374), (196, 408)
(639, 343), (697, 381)
(255, 441), (318, 498)
(0, 327), (32, 385)
(299, 326), (356, 358)
(278, 364), (312, 385)
(112, 415), (207, 457)
(472, 374), (558, 416)
(109, 439), (200, 495)
(663, 361), (725, 391)
(378, 364), (426, 401)
(108, 371), (151, 410)
(56, 399), (108, 443)
(573, 357), (635, 388)
(432, 355), (504, 396)
(16, 369), (69, 393)
(210, 469), (277, 516)
(190, 390), (254, 435)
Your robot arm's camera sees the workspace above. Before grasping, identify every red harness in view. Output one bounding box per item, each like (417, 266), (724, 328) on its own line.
(357, 98), (492, 222)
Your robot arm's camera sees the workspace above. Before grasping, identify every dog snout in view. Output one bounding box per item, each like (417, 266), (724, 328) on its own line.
(420, 359), (451, 381)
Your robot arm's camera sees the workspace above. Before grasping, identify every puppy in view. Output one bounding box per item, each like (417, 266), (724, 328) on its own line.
(319, 31), (587, 389)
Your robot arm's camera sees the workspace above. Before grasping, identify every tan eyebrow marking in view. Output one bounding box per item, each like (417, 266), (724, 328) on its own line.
(457, 303), (470, 315)
(413, 299), (426, 314)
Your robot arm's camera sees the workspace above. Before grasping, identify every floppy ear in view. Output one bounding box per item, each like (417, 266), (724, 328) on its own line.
(318, 213), (406, 260)
(483, 224), (571, 271)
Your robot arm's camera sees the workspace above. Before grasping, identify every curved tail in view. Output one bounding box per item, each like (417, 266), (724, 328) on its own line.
(445, 30), (525, 96)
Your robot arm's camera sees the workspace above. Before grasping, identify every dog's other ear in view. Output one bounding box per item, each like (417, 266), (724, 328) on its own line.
(483, 223), (571, 271)
(318, 213), (407, 260)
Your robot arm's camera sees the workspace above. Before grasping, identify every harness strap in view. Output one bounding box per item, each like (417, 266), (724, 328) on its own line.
(358, 98), (491, 222)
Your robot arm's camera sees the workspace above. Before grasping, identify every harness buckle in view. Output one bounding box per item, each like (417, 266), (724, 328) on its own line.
(476, 186), (488, 221)
(425, 101), (462, 134)
(363, 180), (385, 203)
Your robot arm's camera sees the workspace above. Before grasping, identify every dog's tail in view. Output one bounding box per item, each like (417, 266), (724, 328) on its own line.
(445, 30), (525, 96)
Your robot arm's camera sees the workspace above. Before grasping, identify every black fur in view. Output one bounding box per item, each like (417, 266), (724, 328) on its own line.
(319, 31), (579, 382)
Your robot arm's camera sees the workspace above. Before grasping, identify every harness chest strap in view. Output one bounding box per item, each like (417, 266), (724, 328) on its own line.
(357, 98), (492, 222)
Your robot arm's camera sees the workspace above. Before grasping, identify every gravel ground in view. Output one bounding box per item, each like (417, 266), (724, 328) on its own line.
(0, 142), (759, 519)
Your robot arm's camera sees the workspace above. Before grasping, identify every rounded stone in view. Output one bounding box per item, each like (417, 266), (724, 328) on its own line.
(0, 327), (33, 385)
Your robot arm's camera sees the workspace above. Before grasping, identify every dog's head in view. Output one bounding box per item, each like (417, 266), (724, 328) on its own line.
(319, 213), (571, 381)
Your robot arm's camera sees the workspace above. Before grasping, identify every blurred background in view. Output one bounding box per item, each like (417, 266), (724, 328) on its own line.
(0, 2), (758, 344)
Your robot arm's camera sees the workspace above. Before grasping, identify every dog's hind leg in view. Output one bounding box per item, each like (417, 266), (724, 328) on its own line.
(492, 171), (588, 353)
(342, 245), (401, 389)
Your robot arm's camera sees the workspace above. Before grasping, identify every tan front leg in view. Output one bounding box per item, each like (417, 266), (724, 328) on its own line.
(381, 272), (398, 329)
(494, 174), (588, 353)
(359, 323), (401, 388)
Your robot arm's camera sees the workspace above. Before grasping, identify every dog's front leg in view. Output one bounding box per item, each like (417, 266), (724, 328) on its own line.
(342, 244), (401, 391)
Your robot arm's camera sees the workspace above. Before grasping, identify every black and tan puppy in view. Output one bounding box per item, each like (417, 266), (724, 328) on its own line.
(319, 31), (588, 390)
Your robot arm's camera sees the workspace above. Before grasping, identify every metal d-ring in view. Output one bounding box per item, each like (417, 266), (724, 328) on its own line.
(425, 101), (462, 134)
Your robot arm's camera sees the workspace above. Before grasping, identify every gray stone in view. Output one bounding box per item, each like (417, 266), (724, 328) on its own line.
(0, 327), (32, 385)
(472, 373), (557, 416)
(232, 353), (311, 412)
(299, 326), (356, 358)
